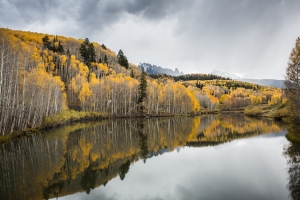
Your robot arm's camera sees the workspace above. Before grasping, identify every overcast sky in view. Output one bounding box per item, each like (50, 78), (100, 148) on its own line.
(1, 0), (300, 79)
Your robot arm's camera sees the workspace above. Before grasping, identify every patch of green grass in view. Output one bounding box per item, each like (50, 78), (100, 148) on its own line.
(270, 103), (286, 110)
(43, 110), (108, 127)
(286, 132), (300, 144)
(0, 135), (11, 144)
(260, 103), (288, 119)
(272, 106), (289, 119)
(260, 104), (271, 110)
(244, 105), (262, 117)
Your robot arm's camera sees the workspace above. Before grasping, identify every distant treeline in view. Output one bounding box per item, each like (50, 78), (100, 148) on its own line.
(149, 73), (231, 81)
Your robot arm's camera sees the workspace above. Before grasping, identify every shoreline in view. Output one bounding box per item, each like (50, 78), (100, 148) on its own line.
(0, 111), (184, 144)
(0, 107), (288, 144)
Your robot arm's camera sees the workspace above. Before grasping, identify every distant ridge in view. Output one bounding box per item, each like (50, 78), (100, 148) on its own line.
(211, 70), (285, 88)
(138, 62), (183, 76)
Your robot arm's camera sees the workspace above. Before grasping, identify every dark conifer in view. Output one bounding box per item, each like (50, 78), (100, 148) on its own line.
(137, 71), (147, 111)
(101, 44), (107, 50)
(42, 35), (51, 49)
(79, 38), (90, 65)
(88, 43), (96, 63)
(130, 69), (134, 78)
(57, 41), (64, 53)
(117, 49), (129, 69)
(104, 54), (108, 65)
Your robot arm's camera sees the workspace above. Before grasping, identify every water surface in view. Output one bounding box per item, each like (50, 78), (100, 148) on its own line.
(0, 114), (297, 200)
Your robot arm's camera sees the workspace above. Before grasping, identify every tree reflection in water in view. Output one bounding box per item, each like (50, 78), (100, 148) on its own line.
(118, 160), (131, 181)
(0, 115), (285, 200)
(284, 142), (300, 200)
(80, 163), (97, 194)
(138, 121), (149, 164)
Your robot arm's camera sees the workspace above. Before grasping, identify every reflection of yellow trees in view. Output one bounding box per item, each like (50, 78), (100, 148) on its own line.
(0, 116), (285, 200)
(188, 115), (284, 144)
(146, 117), (200, 152)
(204, 120), (220, 137)
(221, 116), (281, 134)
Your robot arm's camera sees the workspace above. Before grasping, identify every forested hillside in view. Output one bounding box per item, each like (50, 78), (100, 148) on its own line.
(150, 73), (286, 111)
(0, 28), (202, 137)
(0, 28), (287, 137)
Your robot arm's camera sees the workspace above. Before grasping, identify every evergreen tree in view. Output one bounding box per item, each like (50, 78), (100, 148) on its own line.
(79, 38), (90, 65)
(117, 49), (129, 69)
(88, 43), (96, 63)
(104, 54), (108, 66)
(42, 35), (51, 49)
(137, 71), (147, 111)
(101, 44), (107, 50)
(42, 35), (64, 54)
(79, 38), (96, 65)
(130, 69), (134, 78)
(66, 48), (71, 57)
(79, 38), (96, 81)
(57, 41), (64, 53)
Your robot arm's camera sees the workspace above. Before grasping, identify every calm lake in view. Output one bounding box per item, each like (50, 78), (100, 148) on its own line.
(1, 114), (299, 200)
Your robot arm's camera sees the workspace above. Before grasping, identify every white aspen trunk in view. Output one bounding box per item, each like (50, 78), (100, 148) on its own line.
(168, 92), (171, 113)
(173, 94), (176, 114)
(46, 75), (52, 116)
(152, 88), (154, 114)
(54, 86), (58, 113)
(26, 89), (35, 128)
(10, 56), (20, 133)
(156, 95), (159, 114)
(111, 90), (113, 115)
(128, 87), (131, 115)
(20, 54), (27, 129)
(0, 45), (4, 102)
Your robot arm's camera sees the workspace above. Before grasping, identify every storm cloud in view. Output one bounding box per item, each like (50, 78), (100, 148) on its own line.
(1, 0), (300, 79)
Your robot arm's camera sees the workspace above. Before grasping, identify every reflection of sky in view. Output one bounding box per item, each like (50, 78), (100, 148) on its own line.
(57, 131), (289, 200)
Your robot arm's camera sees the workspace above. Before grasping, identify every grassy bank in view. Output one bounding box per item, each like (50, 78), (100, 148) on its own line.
(0, 110), (188, 144)
(244, 103), (288, 119)
(0, 104), (290, 144)
(0, 110), (108, 144)
(286, 132), (300, 144)
(43, 109), (108, 128)
(200, 108), (219, 114)
(0, 135), (11, 144)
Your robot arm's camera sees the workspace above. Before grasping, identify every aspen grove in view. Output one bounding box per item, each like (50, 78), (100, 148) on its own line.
(0, 28), (201, 136)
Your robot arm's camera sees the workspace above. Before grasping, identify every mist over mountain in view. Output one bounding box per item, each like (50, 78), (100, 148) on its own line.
(138, 63), (183, 76)
(210, 70), (241, 80)
(211, 70), (285, 88)
(138, 63), (285, 88)
(241, 79), (285, 88)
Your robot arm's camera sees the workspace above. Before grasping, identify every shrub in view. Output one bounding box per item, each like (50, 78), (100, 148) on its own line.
(273, 106), (289, 119)
(244, 105), (262, 117)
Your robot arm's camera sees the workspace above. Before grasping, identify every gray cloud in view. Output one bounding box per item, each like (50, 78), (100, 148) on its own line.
(0, 0), (58, 26)
(1, 0), (300, 79)
(125, 0), (185, 20)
